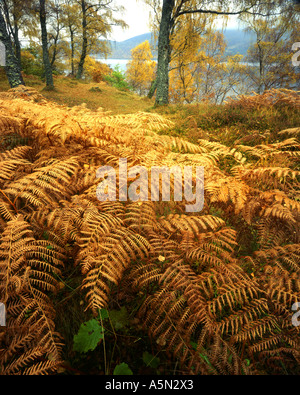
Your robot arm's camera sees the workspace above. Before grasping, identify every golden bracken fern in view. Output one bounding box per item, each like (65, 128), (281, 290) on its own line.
(0, 88), (299, 375)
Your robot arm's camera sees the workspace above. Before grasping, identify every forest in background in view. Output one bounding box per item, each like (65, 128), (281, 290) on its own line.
(0, 0), (299, 103)
(0, 0), (299, 376)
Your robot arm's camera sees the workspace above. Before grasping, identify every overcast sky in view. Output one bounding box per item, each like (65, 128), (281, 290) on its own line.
(109, 0), (241, 42)
(110, 0), (153, 41)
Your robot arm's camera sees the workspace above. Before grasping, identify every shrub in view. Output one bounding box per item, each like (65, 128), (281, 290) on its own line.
(84, 56), (112, 83)
(104, 65), (131, 91)
(21, 49), (44, 77)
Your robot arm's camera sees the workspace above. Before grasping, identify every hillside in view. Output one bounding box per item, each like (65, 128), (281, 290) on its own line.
(101, 29), (256, 59)
(107, 33), (157, 59)
(0, 71), (154, 114)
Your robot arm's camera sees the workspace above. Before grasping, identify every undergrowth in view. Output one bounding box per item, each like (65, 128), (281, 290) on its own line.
(157, 89), (300, 147)
(0, 86), (299, 375)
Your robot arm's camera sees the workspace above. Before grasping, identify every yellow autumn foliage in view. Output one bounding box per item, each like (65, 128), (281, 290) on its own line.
(126, 40), (156, 95)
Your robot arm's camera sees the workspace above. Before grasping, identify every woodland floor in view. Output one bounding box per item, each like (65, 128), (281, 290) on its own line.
(0, 71), (154, 114)
(0, 73), (299, 375)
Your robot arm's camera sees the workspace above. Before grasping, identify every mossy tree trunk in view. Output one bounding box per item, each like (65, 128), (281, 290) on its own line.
(155, 0), (175, 106)
(76, 0), (87, 80)
(147, 79), (157, 99)
(70, 27), (75, 76)
(13, 18), (22, 70)
(0, 8), (24, 88)
(39, 0), (54, 90)
(2, 0), (22, 72)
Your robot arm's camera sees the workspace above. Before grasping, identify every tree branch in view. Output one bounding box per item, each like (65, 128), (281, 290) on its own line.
(175, 5), (280, 18)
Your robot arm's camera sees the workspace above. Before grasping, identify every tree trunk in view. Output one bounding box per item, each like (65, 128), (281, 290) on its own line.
(147, 79), (157, 99)
(0, 8), (24, 88)
(70, 27), (75, 76)
(2, 0), (22, 75)
(39, 0), (54, 90)
(12, 8), (22, 70)
(50, 32), (59, 68)
(258, 44), (265, 95)
(76, 0), (87, 80)
(13, 23), (21, 70)
(155, 0), (174, 106)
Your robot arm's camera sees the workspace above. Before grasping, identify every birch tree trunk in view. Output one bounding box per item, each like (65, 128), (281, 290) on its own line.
(70, 27), (75, 76)
(0, 8), (24, 88)
(39, 0), (54, 90)
(155, 0), (174, 105)
(76, 0), (87, 80)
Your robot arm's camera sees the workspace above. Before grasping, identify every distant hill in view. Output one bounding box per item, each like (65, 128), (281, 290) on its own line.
(107, 33), (156, 59)
(224, 29), (256, 56)
(99, 29), (256, 60)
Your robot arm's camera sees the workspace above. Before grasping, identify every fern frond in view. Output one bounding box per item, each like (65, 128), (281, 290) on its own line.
(279, 127), (300, 136)
(235, 166), (300, 189)
(206, 177), (250, 214)
(0, 215), (65, 374)
(81, 227), (150, 313)
(159, 214), (225, 235)
(4, 157), (79, 209)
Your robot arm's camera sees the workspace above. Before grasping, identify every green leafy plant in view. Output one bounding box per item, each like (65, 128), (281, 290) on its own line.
(113, 362), (133, 375)
(108, 307), (129, 330)
(104, 65), (131, 91)
(73, 319), (105, 353)
(21, 48), (44, 78)
(142, 351), (160, 369)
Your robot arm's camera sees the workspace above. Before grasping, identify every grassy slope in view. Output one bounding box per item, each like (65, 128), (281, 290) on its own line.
(0, 71), (154, 114)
